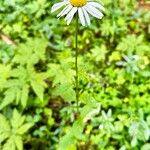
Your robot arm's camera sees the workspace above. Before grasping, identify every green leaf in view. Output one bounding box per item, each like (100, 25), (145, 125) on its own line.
(12, 38), (48, 65)
(71, 119), (84, 139)
(0, 114), (10, 143)
(31, 80), (44, 101)
(53, 83), (76, 102)
(0, 88), (16, 110)
(90, 45), (107, 62)
(131, 137), (137, 147)
(21, 84), (29, 108)
(11, 109), (25, 129)
(0, 109), (33, 149)
(14, 136), (23, 150)
(17, 123), (33, 135)
(0, 64), (11, 79)
(0, 133), (10, 143)
(0, 114), (10, 132)
(58, 134), (75, 150)
(0, 64), (11, 90)
(141, 144), (150, 150)
(3, 137), (15, 150)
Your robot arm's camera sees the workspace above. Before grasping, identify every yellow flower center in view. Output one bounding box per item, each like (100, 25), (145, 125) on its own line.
(69, 0), (87, 7)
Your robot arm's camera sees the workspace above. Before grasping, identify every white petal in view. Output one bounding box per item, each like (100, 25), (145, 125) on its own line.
(87, 0), (104, 5)
(66, 15), (74, 25)
(91, 7), (103, 19)
(57, 4), (73, 18)
(51, 0), (69, 13)
(85, 4), (103, 19)
(51, 2), (65, 13)
(88, 2), (105, 11)
(82, 7), (90, 26)
(78, 8), (86, 26)
(65, 7), (77, 21)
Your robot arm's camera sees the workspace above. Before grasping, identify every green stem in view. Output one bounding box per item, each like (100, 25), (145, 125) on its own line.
(75, 14), (79, 113)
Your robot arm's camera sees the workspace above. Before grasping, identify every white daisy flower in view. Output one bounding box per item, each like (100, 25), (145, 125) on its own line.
(51, 0), (105, 26)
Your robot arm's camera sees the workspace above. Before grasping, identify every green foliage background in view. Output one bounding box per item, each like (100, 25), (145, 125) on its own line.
(0, 0), (150, 149)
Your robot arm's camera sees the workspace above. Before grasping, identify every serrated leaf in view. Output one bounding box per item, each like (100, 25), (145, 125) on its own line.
(17, 123), (33, 135)
(58, 118), (85, 150)
(90, 45), (107, 62)
(12, 38), (47, 65)
(0, 133), (10, 143)
(14, 136), (23, 150)
(53, 83), (75, 102)
(3, 138), (15, 150)
(11, 109), (25, 129)
(31, 80), (44, 101)
(0, 64), (11, 90)
(58, 134), (75, 150)
(0, 114), (10, 143)
(71, 119), (84, 139)
(0, 64), (11, 79)
(0, 114), (10, 132)
(21, 84), (29, 108)
(0, 88), (16, 110)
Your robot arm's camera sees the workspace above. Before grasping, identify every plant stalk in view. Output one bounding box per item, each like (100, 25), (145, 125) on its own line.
(75, 14), (79, 113)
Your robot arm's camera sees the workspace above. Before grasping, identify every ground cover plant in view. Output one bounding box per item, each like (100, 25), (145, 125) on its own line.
(0, 0), (150, 150)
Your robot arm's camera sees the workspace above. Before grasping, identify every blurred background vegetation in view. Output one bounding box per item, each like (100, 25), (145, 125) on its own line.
(0, 0), (150, 150)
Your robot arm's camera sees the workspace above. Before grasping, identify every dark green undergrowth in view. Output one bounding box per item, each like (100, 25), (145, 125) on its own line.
(0, 0), (150, 150)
